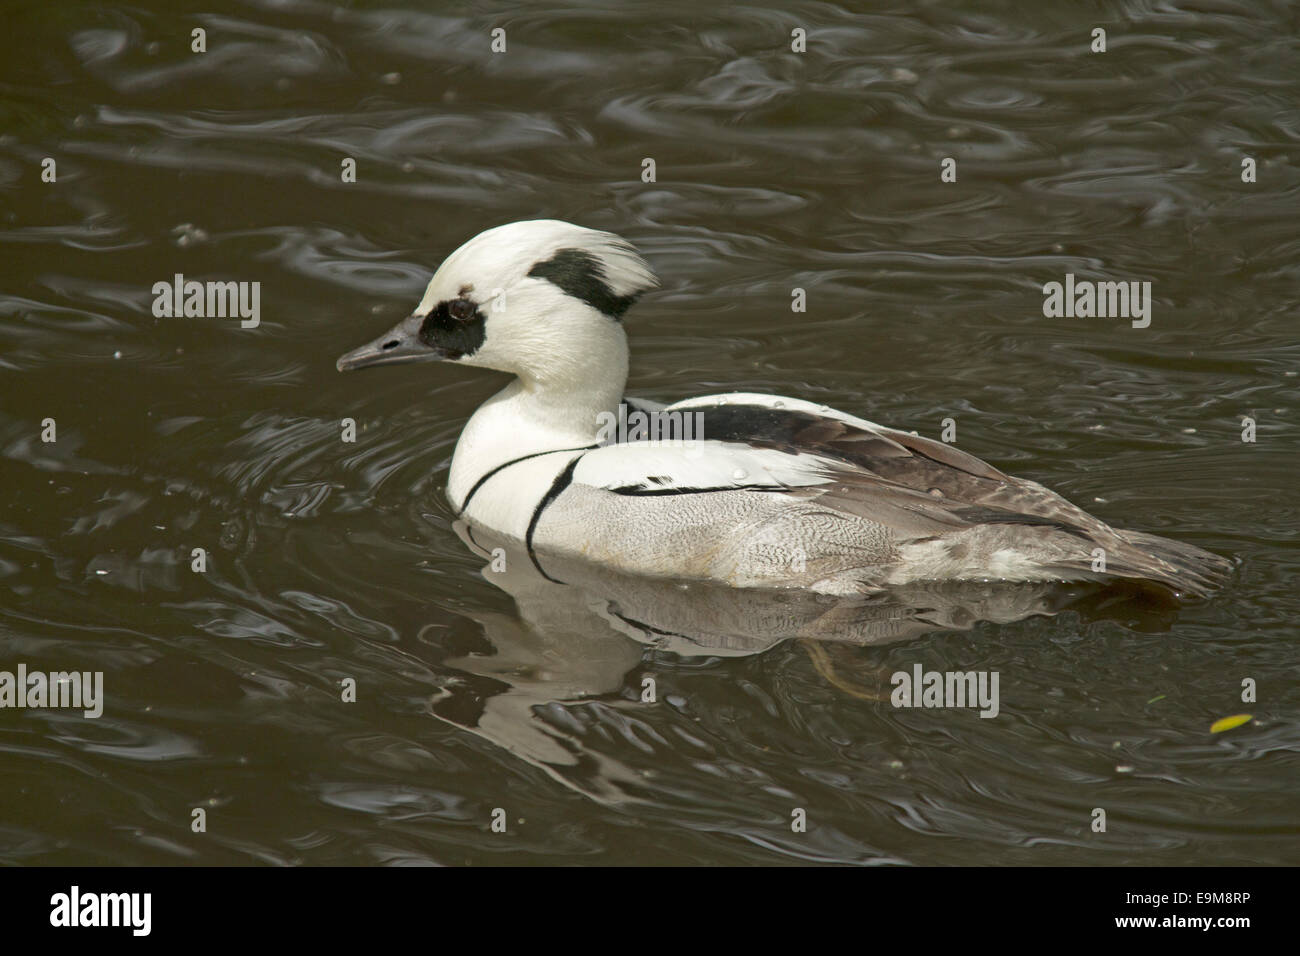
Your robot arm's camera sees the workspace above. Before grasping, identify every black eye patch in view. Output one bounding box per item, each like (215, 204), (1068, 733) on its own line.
(418, 298), (487, 359)
(448, 297), (477, 322)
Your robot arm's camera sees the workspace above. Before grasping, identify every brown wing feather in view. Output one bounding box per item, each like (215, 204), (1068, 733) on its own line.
(699, 403), (1106, 537)
(697, 402), (1230, 596)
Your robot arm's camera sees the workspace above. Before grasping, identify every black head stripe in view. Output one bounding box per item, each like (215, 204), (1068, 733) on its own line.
(418, 299), (487, 359)
(528, 248), (640, 320)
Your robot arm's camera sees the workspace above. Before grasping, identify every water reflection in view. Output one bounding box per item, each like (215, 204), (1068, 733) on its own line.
(430, 522), (1184, 804)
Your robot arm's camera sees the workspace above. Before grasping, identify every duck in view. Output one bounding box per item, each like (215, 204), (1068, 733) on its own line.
(336, 220), (1231, 599)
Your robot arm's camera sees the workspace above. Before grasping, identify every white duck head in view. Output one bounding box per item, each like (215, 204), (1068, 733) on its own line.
(336, 220), (658, 391)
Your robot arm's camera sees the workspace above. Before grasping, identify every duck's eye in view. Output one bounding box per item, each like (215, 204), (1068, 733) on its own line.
(448, 298), (477, 322)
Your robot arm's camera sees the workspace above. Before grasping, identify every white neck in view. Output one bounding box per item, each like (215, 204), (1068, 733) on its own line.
(446, 323), (629, 510)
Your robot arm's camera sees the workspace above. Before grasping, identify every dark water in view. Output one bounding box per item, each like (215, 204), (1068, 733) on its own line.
(1, 0), (1297, 865)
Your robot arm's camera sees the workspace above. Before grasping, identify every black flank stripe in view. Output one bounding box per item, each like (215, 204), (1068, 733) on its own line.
(608, 483), (790, 496)
(525, 454), (585, 583)
(457, 444), (597, 516)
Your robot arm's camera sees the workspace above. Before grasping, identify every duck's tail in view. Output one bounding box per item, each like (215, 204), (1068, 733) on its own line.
(1117, 529), (1234, 597)
(1051, 529), (1233, 599)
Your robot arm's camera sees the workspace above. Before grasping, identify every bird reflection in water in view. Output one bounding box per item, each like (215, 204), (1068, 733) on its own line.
(421, 521), (1183, 805)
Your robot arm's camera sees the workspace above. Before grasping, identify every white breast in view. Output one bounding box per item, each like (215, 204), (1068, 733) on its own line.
(453, 449), (580, 540)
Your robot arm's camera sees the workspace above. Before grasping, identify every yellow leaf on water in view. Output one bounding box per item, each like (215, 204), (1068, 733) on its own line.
(1210, 714), (1253, 734)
